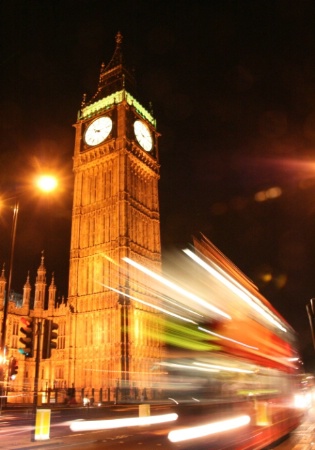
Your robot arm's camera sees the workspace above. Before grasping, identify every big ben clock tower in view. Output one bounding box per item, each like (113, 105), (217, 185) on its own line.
(68, 33), (162, 399)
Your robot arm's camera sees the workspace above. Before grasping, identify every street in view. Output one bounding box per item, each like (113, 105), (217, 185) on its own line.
(0, 403), (314, 449)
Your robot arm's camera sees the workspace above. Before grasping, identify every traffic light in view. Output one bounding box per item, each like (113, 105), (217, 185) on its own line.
(19, 317), (34, 357)
(9, 357), (18, 380)
(42, 319), (59, 359)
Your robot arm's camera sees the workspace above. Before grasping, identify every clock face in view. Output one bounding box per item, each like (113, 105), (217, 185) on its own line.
(133, 120), (153, 152)
(84, 116), (112, 146)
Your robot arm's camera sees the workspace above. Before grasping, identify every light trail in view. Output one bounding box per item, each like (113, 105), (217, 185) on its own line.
(70, 413), (178, 432)
(159, 360), (254, 374)
(193, 361), (254, 374)
(102, 284), (198, 325)
(198, 326), (259, 350)
(183, 248), (287, 332)
(168, 414), (251, 443)
(123, 257), (231, 320)
(159, 361), (219, 373)
(100, 252), (213, 321)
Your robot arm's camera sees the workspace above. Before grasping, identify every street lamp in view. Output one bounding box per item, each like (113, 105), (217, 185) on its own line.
(0, 174), (59, 357)
(36, 175), (58, 193)
(0, 200), (18, 356)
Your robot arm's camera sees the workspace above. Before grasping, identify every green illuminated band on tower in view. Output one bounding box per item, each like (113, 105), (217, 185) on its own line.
(80, 90), (156, 126)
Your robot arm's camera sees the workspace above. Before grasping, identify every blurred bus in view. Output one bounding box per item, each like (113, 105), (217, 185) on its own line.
(133, 234), (307, 449)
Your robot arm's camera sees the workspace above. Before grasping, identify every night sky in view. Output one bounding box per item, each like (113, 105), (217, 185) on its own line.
(1, 0), (315, 368)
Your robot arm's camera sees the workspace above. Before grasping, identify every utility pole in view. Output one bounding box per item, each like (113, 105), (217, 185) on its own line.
(1, 201), (19, 354)
(306, 298), (315, 350)
(33, 319), (42, 410)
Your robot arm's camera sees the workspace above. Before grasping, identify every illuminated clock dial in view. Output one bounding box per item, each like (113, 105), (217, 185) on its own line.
(134, 120), (153, 152)
(84, 116), (112, 146)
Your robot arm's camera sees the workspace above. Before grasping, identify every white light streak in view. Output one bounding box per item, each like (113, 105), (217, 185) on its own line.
(123, 257), (231, 320)
(183, 249), (287, 332)
(193, 361), (254, 374)
(168, 414), (251, 443)
(70, 413), (178, 432)
(102, 284), (197, 325)
(98, 260), (204, 320)
(198, 326), (259, 350)
(159, 361), (219, 373)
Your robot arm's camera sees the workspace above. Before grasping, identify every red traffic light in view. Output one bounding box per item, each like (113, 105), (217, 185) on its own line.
(9, 357), (18, 379)
(19, 316), (34, 357)
(21, 317), (31, 326)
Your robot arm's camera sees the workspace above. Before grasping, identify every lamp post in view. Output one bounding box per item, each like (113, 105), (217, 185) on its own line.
(0, 200), (18, 409)
(306, 298), (315, 350)
(0, 200), (19, 356)
(0, 175), (58, 358)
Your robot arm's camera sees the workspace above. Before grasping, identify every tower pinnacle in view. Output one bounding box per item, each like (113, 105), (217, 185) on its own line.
(87, 32), (136, 105)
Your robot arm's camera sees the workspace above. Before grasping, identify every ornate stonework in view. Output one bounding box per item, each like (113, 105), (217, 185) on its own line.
(68, 34), (162, 399)
(0, 34), (162, 404)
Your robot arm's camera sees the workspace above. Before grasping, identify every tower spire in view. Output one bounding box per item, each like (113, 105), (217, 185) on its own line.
(48, 271), (57, 310)
(87, 32), (136, 105)
(23, 270), (31, 309)
(103, 31), (123, 70)
(34, 251), (46, 310)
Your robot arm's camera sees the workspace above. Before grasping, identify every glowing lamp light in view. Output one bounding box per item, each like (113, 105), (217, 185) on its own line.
(83, 397), (90, 406)
(36, 175), (58, 193)
(294, 393), (312, 409)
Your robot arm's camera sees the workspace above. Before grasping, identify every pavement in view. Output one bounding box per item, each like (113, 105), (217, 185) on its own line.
(6, 439), (64, 450)
(1, 407), (63, 450)
(282, 406), (315, 449)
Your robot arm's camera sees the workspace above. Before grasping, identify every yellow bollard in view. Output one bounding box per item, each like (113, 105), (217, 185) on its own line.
(139, 404), (150, 417)
(34, 408), (51, 440)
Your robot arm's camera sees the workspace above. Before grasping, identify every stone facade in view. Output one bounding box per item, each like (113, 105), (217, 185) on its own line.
(0, 255), (70, 403)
